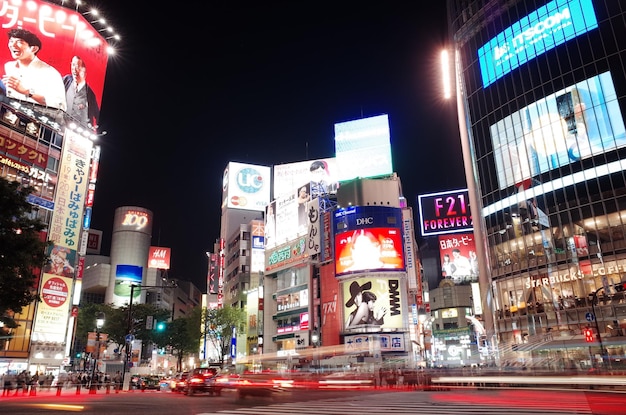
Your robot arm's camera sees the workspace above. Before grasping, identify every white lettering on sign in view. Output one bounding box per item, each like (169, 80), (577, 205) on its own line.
(356, 217), (374, 226)
(122, 212), (148, 229)
(322, 294), (337, 326)
(152, 249), (167, 259)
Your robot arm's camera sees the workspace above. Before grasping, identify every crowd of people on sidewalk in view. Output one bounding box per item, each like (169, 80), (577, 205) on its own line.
(1, 370), (124, 396)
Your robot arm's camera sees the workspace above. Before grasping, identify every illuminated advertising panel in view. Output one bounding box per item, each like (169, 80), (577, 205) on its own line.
(222, 162), (271, 211)
(478, 0), (598, 88)
(31, 273), (72, 342)
(334, 206), (404, 276)
(418, 189), (472, 236)
(112, 207), (151, 233)
(402, 208), (418, 292)
(277, 288), (309, 312)
(342, 276), (405, 331)
(113, 264), (142, 306)
(49, 128), (91, 249)
(273, 183), (310, 246)
(148, 246), (171, 269)
(265, 237), (307, 273)
(345, 333), (407, 352)
(438, 233), (478, 285)
(320, 210), (332, 263)
(335, 228), (404, 275)
(492, 72), (626, 190)
(305, 197), (321, 257)
(0, 130), (49, 169)
(86, 229), (102, 254)
(273, 157), (339, 198)
(319, 264), (339, 346)
(265, 200), (277, 249)
(207, 252), (218, 295)
(250, 219), (265, 273)
(334, 114), (393, 181)
(0, 0), (109, 126)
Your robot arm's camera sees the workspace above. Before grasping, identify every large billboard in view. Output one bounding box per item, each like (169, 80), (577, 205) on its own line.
(491, 71), (626, 190)
(478, 0), (598, 88)
(342, 276), (405, 331)
(266, 183), (314, 249)
(273, 157), (339, 199)
(438, 232), (478, 285)
(334, 114), (393, 182)
(334, 206), (404, 276)
(113, 264), (142, 306)
(418, 189), (472, 237)
(222, 162), (271, 212)
(0, 0), (109, 127)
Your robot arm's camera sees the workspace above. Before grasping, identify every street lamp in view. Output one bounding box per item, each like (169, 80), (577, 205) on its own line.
(89, 312), (105, 393)
(311, 329), (320, 370)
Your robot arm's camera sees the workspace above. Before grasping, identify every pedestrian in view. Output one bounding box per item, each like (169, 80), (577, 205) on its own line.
(2, 371), (15, 396)
(15, 370), (26, 395)
(56, 371), (68, 396)
(113, 371), (122, 393)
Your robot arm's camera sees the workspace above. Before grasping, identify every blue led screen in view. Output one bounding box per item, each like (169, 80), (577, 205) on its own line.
(478, 0), (598, 88)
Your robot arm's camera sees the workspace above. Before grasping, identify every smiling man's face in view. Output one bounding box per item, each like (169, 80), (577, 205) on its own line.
(8, 37), (36, 60)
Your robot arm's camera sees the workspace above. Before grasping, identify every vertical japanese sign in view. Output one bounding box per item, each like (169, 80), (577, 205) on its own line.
(33, 129), (92, 341)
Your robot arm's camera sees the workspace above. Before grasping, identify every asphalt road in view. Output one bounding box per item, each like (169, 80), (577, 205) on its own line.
(1, 385), (625, 415)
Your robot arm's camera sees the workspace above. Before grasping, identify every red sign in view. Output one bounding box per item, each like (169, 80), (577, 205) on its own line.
(42, 276), (69, 307)
(0, 0), (109, 120)
(148, 246), (171, 269)
(0, 135), (48, 168)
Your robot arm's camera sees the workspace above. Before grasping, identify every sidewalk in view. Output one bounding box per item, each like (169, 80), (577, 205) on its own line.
(1, 384), (127, 397)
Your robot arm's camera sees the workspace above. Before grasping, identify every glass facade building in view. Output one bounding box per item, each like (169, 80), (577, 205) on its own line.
(448, 0), (626, 367)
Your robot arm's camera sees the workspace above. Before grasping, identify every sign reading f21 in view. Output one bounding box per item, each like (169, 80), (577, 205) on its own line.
(418, 189), (473, 237)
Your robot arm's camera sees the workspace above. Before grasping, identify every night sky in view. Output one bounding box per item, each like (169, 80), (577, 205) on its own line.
(88, 1), (466, 291)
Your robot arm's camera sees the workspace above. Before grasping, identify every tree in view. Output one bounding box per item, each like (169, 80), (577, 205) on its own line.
(74, 302), (170, 362)
(163, 306), (203, 372)
(0, 177), (50, 332)
(205, 306), (246, 367)
(74, 303), (122, 356)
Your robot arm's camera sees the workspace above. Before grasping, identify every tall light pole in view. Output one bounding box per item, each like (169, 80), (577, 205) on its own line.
(89, 312), (105, 393)
(123, 281), (177, 390)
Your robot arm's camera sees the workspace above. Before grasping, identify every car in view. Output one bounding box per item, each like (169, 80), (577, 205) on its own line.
(234, 373), (293, 399)
(184, 367), (220, 396)
(139, 375), (161, 391)
(170, 372), (188, 393)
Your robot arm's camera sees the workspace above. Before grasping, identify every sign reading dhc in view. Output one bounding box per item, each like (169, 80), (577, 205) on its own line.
(477, 0), (598, 88)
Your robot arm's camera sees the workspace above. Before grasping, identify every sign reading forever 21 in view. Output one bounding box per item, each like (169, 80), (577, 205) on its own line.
(418, 189), (473, 237)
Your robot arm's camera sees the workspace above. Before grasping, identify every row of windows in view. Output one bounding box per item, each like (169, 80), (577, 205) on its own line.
(454, 0), (626, 348)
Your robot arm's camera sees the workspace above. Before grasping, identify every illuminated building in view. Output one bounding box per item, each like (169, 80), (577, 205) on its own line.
(0, 0), (118, 375)
(447, 0), (626, 367)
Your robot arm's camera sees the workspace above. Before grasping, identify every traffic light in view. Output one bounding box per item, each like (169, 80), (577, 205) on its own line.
(155, 321), (166, 331)
(614, 282), (626, 292)
(584, 327), (594, 343)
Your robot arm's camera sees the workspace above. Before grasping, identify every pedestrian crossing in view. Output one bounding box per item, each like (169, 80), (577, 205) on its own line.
(202, 391), (594, 415)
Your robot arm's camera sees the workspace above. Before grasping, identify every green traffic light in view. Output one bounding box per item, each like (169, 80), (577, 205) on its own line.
(156, 322), (165, 331)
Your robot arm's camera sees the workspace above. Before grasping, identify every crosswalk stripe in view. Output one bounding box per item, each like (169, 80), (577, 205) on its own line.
(201, 391), (593, 415)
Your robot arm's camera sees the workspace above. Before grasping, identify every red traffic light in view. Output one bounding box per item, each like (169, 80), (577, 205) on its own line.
(584, 328), (594, 343)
